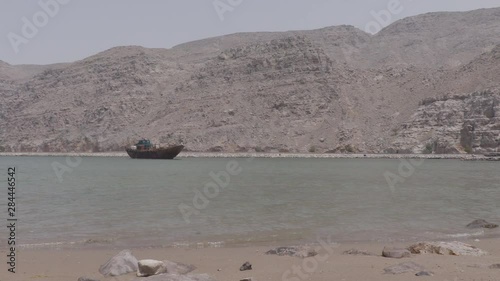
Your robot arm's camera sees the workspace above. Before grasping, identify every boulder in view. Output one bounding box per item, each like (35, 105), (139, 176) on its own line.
(384, 262), (426, 275)
(466, 219), (498, 229)
(99, 249), (138, 276)
(382, 247), (411, 258)
(138, 260), (168, 277)
(132, 273), (217, 281)
(265, 246), (317, 258)
(239, 261), (252, 271)
(407, 241), (487, 256)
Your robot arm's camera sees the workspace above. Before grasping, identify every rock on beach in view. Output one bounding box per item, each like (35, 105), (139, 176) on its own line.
(265, 246), (318, 258)
(137, 260), (168, 277)
(407, 241), (487, 256)
(382, 247), (411, 258)
(99, 249), (138, 276)
(466, 219), (499, 229)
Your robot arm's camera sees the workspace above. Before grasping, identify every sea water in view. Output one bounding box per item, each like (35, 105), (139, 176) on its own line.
(0, 156), (499, 248)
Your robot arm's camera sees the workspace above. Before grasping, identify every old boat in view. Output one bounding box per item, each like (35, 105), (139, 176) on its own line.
(126, 139), (184, 159)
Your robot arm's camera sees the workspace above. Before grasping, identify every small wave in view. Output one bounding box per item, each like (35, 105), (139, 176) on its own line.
(207, 241), (225, 248)
(18, 241), (84, 249)
(171, 241), (226, 248)
(19, 237), (116, 249)
(445, 230), (485, 238)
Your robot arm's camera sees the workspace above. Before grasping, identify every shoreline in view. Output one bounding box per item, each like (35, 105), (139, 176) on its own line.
(9, 225), (500, 248)
(10, 224), (500, 252)
(4, 237), (500, 281)
(0, 151), (495, 160)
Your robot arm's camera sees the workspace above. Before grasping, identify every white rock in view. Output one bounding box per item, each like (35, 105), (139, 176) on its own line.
(137, 259), (168, 277)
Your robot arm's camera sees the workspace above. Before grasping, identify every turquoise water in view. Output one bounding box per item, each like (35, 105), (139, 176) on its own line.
(0, 156), (499, 248)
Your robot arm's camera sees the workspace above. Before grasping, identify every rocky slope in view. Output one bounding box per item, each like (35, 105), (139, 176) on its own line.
(388, 44), (500, 154)
(389, 90), (500, 154)
(364, 8), (500, 68)
(0, 8), (499, 153)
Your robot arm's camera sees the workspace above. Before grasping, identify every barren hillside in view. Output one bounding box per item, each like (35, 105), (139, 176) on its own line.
(0, 8), (499, 153)
(365, 8), (500, 68)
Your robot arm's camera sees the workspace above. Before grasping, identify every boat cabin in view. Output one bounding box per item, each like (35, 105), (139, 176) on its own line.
(135, 139), (153, 151)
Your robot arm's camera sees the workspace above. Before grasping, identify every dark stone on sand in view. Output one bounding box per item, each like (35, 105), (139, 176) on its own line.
(240, 261), (252, 271)
(384, 262), (426, 275)
(489, 264), (500, 269)
(382, 247), (411, 258)
(98, 249), (138, 277)
(415, 271), (434, 276)
(265, 246), (318, 258)
(342, 249), (376, 256)
(240, 278), (254, 281)
(466, 219), (498, 229)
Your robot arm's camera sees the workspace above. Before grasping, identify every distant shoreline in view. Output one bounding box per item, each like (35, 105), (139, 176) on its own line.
(0, 151), (494, 160)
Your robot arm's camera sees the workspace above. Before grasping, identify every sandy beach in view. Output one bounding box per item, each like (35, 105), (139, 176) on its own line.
(3, 238), (500, 281)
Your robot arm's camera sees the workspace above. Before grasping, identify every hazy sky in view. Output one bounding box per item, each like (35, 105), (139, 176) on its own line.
(1, 0), (500, 65)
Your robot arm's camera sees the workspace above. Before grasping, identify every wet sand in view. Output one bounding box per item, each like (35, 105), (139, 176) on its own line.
(3, 238), (500, 281)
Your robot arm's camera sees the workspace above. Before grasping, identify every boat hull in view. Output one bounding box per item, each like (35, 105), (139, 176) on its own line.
(126, 145), (184, 159)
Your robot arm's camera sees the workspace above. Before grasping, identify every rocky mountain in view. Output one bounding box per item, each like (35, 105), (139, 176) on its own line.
(0, 8), (499, 153)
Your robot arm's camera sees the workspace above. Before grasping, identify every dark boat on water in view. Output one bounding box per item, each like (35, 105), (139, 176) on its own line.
(126, 139), (184, 159)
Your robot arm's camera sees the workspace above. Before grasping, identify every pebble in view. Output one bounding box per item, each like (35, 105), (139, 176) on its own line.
(415, 271), (434, 276)
(240, 261), (252, 271)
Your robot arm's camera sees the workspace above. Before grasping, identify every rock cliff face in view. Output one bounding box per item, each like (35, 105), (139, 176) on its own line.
(171, 36), (348, 153)
(390, 90), (500, 154)
(0, 8), (500, 153)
